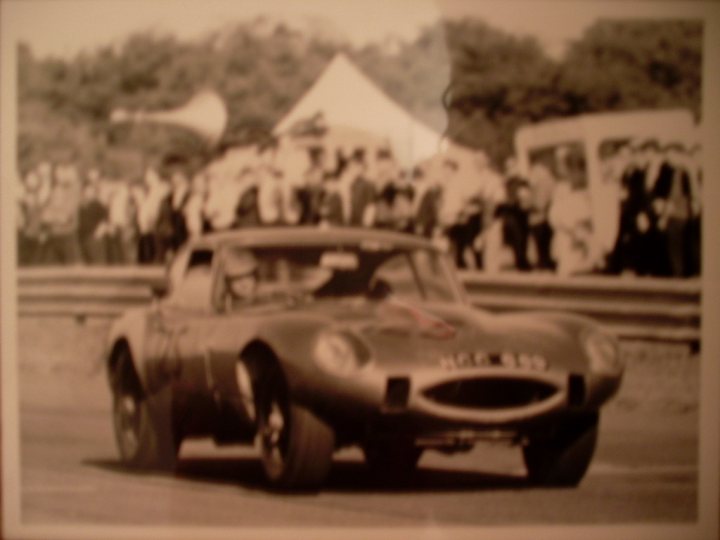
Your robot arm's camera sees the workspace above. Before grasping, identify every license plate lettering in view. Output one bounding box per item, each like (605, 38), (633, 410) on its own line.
(440, 351), (547, 371)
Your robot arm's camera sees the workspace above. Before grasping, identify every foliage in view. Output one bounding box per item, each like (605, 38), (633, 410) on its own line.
(558, 20), (702, 117)
(442, 19), (562, 165)
(17, 17), (702, 177)
(442, 18), (702, 166)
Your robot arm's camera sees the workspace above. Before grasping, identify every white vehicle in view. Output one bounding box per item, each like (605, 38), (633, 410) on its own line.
(514, 109), (699, 255)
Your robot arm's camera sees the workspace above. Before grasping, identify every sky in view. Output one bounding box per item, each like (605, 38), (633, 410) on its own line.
(6, 0), (709, 60)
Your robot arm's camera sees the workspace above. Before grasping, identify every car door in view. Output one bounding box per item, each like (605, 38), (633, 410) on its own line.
(145, 247), (216, 394)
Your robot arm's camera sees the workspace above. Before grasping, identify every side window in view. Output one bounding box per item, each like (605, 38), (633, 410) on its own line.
(372, 253), (422, 300)
(167, 247), (191, 294)
(168, 248), (214, 311)
(411, 250), (455, 302)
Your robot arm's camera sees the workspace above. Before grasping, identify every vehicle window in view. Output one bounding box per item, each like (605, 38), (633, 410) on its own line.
(168, 248), (214, 311)
(372, 253), (422, 301)
(217, 243), (460, 310)
(529, 141), (587, 189)
(410, 250), (456, 302)
(188, 249), (213, 268)
(167, 247), (191, 294)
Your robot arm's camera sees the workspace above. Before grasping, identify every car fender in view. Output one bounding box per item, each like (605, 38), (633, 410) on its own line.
(468, 308), (600, 373)
(205, 313), (331, 406)
(105, 306), (151, 391)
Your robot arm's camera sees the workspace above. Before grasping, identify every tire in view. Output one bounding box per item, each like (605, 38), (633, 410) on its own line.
(111, 346), (179, 471)
(255, 364), (335, 489)
(363, 440), (423, 480)
(522, 412), (599, 487)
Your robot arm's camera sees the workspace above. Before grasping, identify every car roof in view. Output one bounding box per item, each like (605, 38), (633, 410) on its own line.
(189, 225), (435, 252)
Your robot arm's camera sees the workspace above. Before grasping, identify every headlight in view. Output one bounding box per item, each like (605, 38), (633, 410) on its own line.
(583, 329), (622, 374)
(313, 331), (369, 377)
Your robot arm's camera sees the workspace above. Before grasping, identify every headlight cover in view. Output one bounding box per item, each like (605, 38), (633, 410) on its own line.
(313, 331), (370, 377)
(583, 329), (623, 374)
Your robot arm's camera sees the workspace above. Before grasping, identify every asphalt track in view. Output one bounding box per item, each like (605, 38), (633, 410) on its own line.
(16, 363), (698, 528)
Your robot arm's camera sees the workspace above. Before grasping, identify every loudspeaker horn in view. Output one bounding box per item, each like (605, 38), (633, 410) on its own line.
(110, 90), (228, 145)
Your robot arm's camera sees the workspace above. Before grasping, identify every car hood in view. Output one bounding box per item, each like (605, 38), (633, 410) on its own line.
(287, 298), (595, 373)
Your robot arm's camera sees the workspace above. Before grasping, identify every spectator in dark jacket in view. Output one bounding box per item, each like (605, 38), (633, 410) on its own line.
(78, 181), (108, 264)
(234, 168), (262, 228)
(297, 146), (327, 225)
(609, 140), (658, 275)
(321, 148), (375, 226)
(413, 166), (442, 238)
(650, 143), (699, 277)
(156, 155), (192, 261)
(497, 169), (532, 271)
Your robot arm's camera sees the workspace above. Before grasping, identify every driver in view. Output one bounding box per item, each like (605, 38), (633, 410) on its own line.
(223, 249), (259, 309)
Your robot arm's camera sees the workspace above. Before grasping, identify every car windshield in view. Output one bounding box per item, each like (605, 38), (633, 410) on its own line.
(217, 242), (462, 309)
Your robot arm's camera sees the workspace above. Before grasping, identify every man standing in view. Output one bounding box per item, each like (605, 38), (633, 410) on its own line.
(39, 162), (82, 265)
(256, 138), (302, 227)
(77, 180), (108, 264)
(105, 178), (132, 265)
(497, 159), (532, 271)
(297, 146), (328, 225)
(438, 150), (505, 271)
(156, 154), (193, 262)
(608, 142), (649, 274)
(133, 167), (169, 264)
(527, 157), (555, 271)
(321, 148), (376, 227)
(651, 143), (698, 277)
(17, 167), (51, 265)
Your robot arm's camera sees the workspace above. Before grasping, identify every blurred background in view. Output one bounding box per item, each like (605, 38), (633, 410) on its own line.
(12, 1), (703, 278)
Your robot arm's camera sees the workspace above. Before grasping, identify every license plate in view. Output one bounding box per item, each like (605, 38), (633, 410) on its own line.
(439, 351), (547, 371)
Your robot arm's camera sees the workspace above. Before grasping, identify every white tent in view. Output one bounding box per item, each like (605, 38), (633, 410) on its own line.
(273, 53), (441, 169)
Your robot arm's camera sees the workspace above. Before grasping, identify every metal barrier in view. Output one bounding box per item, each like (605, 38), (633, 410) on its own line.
(17, 266), (701, 343)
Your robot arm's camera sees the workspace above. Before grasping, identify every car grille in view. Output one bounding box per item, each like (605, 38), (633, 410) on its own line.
(422, 378), (557, 410)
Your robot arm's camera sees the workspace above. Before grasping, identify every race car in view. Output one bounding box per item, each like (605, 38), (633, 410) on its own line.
(106, 226), (623, 489)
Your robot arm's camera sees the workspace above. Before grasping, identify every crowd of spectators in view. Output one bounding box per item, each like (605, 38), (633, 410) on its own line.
(604, 140), (702, 278)
(16, 137), (702, 278)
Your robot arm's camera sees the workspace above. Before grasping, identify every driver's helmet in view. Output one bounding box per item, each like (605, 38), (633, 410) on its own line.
(224, 248), (258, 279)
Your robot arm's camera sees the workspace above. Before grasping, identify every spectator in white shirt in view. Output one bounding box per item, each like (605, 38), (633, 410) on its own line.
(185, 172), (208, 238)
(548, 146), (601, 276)
(105, 179), (132, 264)
(203, 170), (247, 231)
(439, 151), (505, 271)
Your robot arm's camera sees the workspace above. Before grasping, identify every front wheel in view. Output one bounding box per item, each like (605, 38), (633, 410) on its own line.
(111, 347), (179, 470)
(522, 412), (599, 487)
(256, 366), (335, 489)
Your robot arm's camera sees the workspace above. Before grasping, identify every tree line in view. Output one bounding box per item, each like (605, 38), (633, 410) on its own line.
(17, 17), (701, 177)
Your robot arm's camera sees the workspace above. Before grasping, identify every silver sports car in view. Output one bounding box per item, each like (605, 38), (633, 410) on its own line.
(106, 226), (623, 489)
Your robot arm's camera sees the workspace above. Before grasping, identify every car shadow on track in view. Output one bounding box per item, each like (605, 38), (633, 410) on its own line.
(84, 456), (531, 494)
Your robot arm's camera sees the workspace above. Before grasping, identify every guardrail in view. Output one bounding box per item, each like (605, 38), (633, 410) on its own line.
(16, 266), (701, 343)
(457, 271), (700, 343)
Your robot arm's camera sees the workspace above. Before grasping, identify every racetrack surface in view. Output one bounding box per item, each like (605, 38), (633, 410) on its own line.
(15, 318), (698, 527)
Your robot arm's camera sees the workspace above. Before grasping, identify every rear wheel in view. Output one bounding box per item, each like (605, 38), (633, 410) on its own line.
(255, 362), (335, 489)
(111, 346), (179, 470)
(522, 412), (599, 487)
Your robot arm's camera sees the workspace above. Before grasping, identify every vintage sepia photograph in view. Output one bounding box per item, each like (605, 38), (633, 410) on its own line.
(1, 0), (718, 538)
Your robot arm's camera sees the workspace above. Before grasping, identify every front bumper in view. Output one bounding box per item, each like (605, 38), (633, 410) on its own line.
(306, 364), (621, 432)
